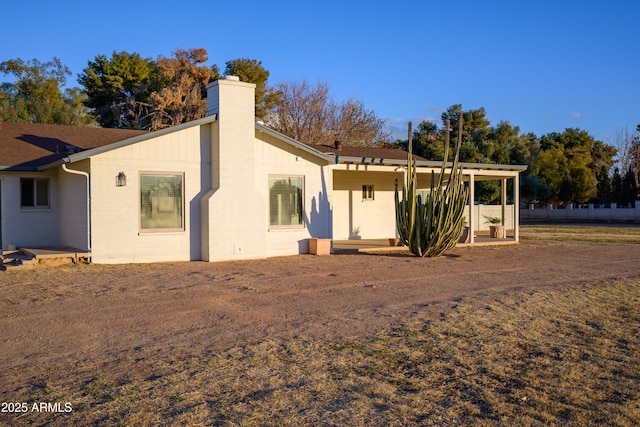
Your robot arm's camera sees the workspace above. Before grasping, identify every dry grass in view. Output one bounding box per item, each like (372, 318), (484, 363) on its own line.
(521, 222), (640, 243)
(2, 278), (638, 426)
(2, 224), (639, 426)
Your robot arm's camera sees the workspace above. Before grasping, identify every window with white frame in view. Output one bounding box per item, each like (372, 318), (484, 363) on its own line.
(362, 184), (374, 201)
(269, 176), (303, 227)
(140, 173), (184, 231)
(20, 178), (49, 208)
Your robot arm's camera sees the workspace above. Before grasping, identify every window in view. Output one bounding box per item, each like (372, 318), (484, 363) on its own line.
(20, 178), (49, 208)
(362, 184), (374, 201)
(140, 173), (184, 231)
(269, 176), (303, 227)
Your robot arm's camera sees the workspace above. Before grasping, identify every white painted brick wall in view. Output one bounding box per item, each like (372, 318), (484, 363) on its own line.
(0, 171), (59, 249)
(332, 170), (403, 240)
(58, 160), (89, 250)
(89, 125), (210, 263)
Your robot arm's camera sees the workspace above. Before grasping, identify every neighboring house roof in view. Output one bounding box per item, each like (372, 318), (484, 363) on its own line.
(0, 121), (148, 170)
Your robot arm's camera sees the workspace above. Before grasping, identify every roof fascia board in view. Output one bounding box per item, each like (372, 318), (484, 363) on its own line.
(459, 161), (528, 172)
(334, 155), (527, 172)
(36, 114), (218, 171)
(333, 156), (412, 166)
(0, 166), (40, 172)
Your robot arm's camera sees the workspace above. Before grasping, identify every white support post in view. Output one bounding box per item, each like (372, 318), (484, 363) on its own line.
(513, 174), (520, 242)
(501, 178), (507, 228)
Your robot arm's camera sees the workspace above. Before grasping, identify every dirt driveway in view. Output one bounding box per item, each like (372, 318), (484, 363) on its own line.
(1, 239), (639, 394)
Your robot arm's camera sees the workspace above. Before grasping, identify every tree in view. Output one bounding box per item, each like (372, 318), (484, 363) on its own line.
(595, 165), (612, 203)
(331, 98), (390, 147)
(439, 105), (501, 195)
(400, 105), (528, 203)
(509, 133), (541, 166)
(403, 120), (442, 160)
(632, 125), (640, 185)
(79, 51), (158, 129)
(558, 172), (574, 204)
(521, 174), (553, 203)
(265, 79), (389, 147)
(441, 104), (491, 154)
(488, 121), (519, 164)
(150, 48), (220, 130)
(448, 106), (498, 203)
(511, 133), (546, 203)
(569, 164), (594, 203)
(534, 129), (604, 203)
(441, 104), (463, 143)
(265, 80), (333, 145)
(0, 57), (93, 125)
(611, 168), (623, 204)
(224, 58), (278, 120)
(535, 146), (568, 203)
(590, 140), (617, 175)
(58, 87), (95, 126)
(621, 168), (638, 207)
(615, 125), (640, 181)
(562, 129), (605, 202)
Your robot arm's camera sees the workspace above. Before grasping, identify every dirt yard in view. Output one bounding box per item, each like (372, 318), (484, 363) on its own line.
(1, 238), (638, 392)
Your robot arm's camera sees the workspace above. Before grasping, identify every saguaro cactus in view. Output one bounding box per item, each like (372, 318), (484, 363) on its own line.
(395, 116), (469, 257)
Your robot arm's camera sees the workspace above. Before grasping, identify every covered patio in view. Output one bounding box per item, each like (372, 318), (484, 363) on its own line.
(330, 156), (527, 246)
(458, 161), (527, 243)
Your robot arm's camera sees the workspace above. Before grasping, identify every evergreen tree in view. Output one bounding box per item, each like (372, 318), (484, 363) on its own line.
(622, 168), (638, 207)
(224, 58), (278, 120)
(408, 120), (442, 159)
(558, 172), (574, 204)
(611, 168), (623, 205)
(596, 165), (612, 204)
(79, 51), (159, 129)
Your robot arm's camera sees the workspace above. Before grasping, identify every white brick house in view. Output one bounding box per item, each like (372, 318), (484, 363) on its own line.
(0, 76), (525, 263)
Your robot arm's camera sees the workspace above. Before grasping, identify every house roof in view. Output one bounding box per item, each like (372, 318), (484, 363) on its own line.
(309, 140), (527, 173)
(254, 123), (425, 165)
(309, 142), (425, 161)
(0, 119), (527, 174)
(0, 121), (148, 170)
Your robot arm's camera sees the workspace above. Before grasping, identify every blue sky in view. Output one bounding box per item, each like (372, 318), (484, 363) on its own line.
(3, 0), (639, 144)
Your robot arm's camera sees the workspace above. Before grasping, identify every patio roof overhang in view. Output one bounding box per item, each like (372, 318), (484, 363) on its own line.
(330, 154), (527, 245)
(255, 123), (528, 181)
(330, 155), (527, 180)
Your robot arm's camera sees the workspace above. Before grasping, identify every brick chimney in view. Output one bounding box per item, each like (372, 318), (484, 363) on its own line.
(202, 76), (265, 261)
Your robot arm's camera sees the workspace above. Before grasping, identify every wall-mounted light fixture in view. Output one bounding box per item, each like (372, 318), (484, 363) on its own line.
(116, 171), (127, 187)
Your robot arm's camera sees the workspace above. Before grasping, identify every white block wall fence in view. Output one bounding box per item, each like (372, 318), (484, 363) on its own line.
(520, 203), (640, 222)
